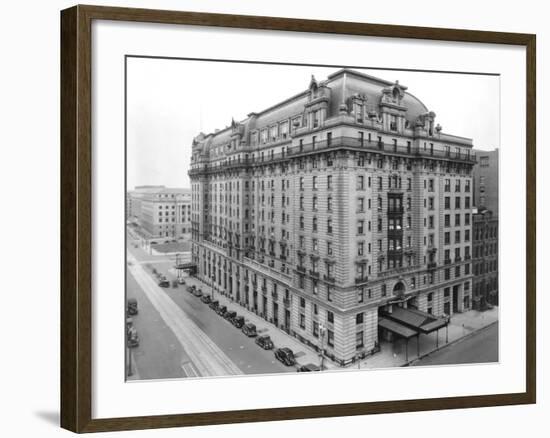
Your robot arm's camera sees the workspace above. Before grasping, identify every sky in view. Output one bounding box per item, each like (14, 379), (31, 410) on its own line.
(126, 58), (499, 190)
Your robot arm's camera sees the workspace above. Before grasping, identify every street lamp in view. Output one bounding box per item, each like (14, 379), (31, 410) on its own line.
(318, 323), (326, 371)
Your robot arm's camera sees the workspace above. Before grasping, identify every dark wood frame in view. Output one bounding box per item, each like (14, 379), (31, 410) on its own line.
(61, 4), (536, 433)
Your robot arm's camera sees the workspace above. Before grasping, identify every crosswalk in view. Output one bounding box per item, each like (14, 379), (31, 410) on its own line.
(127, 251), (242, 377)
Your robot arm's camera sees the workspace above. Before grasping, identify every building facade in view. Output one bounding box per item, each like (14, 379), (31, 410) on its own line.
(473, 148), (498, 215)
(189, 69), (476, 365)
(127, 186), (192, 240)
(472, 210), (499, 309)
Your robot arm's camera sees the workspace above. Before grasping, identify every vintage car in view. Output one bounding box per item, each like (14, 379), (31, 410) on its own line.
(255, 335), (274, 350)
(242, 323), (257, 337)
(126, 298), (138, 316)
(231, 315), (245, 328)
(297, 363), (321, 372)
(274, 348), (296, 366)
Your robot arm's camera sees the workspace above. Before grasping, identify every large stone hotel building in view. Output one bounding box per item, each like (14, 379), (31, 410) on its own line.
(189, 69), (476, 365)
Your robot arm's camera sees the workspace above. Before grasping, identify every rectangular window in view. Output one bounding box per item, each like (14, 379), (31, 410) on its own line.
(327, 330), (334, 347)
(356, 331), (364, 349)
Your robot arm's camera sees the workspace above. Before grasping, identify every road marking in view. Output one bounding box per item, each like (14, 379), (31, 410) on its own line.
(128, 252), (242, 377)
(181, 361), (200, 378)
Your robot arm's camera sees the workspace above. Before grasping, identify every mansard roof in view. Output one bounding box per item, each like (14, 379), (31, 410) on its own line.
(196, 68), (431, 152)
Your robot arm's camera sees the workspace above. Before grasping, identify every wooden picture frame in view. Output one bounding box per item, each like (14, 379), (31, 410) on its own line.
(60, 4), (536, 433)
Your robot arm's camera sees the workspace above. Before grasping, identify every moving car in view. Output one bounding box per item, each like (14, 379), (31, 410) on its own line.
(126, 298), (138, 316)
(216, 305), (227, 316)
(158, 278), (170, 288)
(224, 310), (237, 321)
(209, 300), (219, 311)
(200, 294), (212, 304)
(242, 323), (257, 337)
(274, 348), (296, 366)
(177, 277), (186, 285)
(232, 315), (245, 328)
(298, 363), (321, 372)
(255, 335), (274, 350)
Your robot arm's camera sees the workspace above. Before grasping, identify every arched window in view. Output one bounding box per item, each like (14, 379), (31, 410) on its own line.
(393, 281), (405, 296)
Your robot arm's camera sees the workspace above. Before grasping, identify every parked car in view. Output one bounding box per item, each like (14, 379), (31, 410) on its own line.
(255, 335), (274, 350)
(193, 288), (203, 297)
(274, 348), (296, 366)
(232, 315), (245, 328)
(186, 285), (195, 293)
(216, 305), (227, 316)
(224, 310), (237, 321)
(297, 363), (321, 372)
(126, 298), (138, 316)
(242, 323), (257, 337)
(209, 300), (219, 311)
(127, 327), (139, 348)
(177, 277), (186, 285)
(200, 294), (212, 304)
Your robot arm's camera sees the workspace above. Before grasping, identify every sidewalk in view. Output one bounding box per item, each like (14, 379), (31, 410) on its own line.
(179, 275), (336, 370)
(358, 307), (499, 369)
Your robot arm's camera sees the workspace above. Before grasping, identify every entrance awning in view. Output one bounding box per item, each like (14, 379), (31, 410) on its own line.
(378, 317), (418, 340)
(382, 307), (448, 335)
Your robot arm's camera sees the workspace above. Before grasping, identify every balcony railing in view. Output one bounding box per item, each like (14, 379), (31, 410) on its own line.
(309, 270), (320, 278)
(355, 276), (368, 284)
(189, 136), (477, 175)
(296, 265), (306, 273)
(323, 274), (336, 283)
(283, 298), (291, 307)
(387, 207), (404, 214)
(427, 262), (437, 270)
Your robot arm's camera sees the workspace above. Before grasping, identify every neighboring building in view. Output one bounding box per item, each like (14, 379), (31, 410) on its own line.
(473, 148), (498, 215)
(189, 69), (476, 365)
(126, 185), (165, 223)
(471, 148), (499, 309)
(472, 210), (498, 309)
(127, 186), (192, 240)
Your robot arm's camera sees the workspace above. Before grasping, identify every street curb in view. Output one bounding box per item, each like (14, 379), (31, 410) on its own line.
(403, 320), (499, 367)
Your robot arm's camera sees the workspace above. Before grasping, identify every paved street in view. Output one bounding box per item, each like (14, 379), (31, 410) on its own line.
(126, 230), (499, 378)
(411, 322), (498, 367)
(126, 234), (293, 379)
(126, 268), (194, 380)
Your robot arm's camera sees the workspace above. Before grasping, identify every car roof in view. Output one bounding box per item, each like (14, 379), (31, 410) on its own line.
(281, 347), (293, 353)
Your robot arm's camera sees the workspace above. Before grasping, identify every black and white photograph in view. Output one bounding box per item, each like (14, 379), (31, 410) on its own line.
(125, 58), (500, 381)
